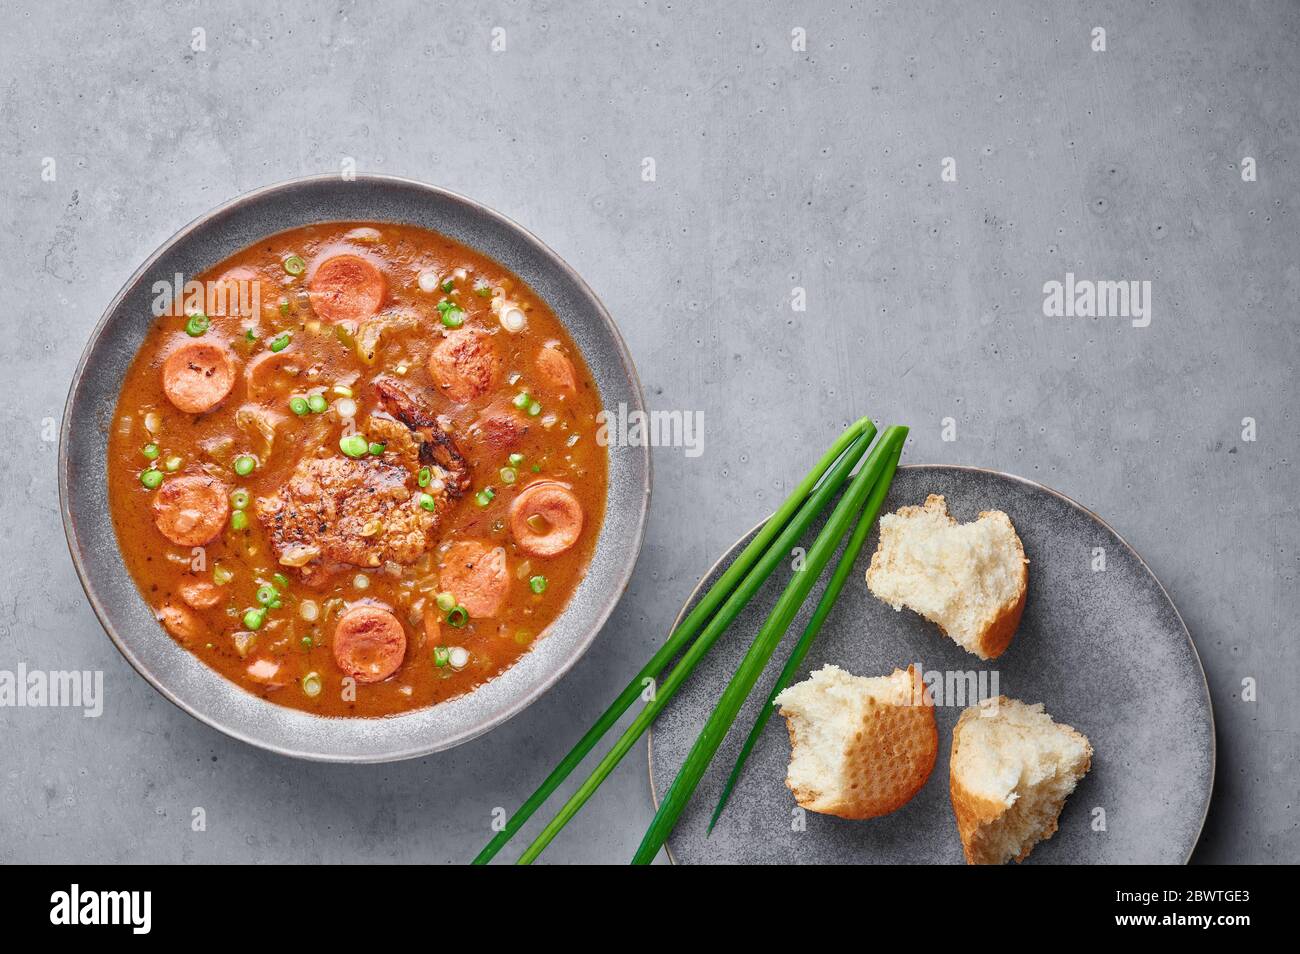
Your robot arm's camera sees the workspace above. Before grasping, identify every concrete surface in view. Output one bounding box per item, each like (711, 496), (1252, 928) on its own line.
(1, 0), (1296, 864)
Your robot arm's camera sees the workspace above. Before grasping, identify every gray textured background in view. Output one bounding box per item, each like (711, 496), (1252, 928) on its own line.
(1, 0), (1296, 863)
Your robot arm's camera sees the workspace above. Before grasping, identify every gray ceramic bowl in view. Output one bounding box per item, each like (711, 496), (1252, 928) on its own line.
(60, 174), (650, 762)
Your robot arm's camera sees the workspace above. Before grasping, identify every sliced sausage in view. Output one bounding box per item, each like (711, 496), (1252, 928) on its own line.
(535, 346), (577, 392)
(152, 474), (231, 547)
(244, 350), (301, 400)
(509, 481), (584, 557)
(179, 576), (224, 610)
(427, 328), (501, 403)
(213, 266), (258, 317)
(439, 540), (509, 619)
(158, 603), (206, 642)
(332, 605), (407, 684)
(472, 408), (529, 451)
(307, 254), (387, 323)
(162, 341), (237, 414)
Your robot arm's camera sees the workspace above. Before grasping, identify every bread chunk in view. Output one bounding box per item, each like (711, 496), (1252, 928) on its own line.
(866, 494), (1028, 660)
(949, 696), (1093, 864)
(774, 665), (937, 820)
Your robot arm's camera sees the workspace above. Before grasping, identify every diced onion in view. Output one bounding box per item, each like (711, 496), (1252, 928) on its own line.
(233, 631), (256, 657)
(498, 304), (526, 333)
(299, 599), (319, 622)
(301, 671), (323, 697)
(247, 659), (280, 681)
(144, 411), (162, 435)
(279, 544), (320, 567)
(448, 646), (469, 670)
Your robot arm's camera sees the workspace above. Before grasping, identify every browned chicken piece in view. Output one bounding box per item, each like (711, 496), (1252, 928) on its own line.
(373, 376), (472, 496)
(364, 412), (422, 467)
(257, 456), (445, 583)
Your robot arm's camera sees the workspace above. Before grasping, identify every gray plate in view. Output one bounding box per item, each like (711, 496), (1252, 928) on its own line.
(649, 465), (1213, 864)
(60, 174), (650, 762)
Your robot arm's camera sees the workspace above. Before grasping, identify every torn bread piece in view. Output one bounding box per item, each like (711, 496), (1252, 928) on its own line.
(774, 664), (937, 820)
(865, 494), (1028, 660)
(949, 696), (1093, 865)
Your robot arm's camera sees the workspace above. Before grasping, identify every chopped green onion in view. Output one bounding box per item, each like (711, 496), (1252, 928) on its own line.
(301, 635), (314, 650)
(273, 573), (290, 588)
(475, 488), (495, 507)
(269, 333), (291, 353)
(185, 313), (210, 337)
(472, 416), (878, 866)
(368, 442), (386, 456)
(529, 575), (548, 594)
(212, 565), (233, 585)
(418, 492), (437, 511)
(632, 427), (908, 864)
(307, 393), (328, 414)
(230, 510), (248, 531)
(446, 605), (469, 628)
(433, 646), (451, 667)
(242, 607), (265, 630)
(435, 591), (456, 612)
(440, 277), (455, 293)
(234, 454), (256, 476)
(245, 328), (257, 342)
(142, 443), (160, 460)
(301, 671), (322, 697)
(289, 396), (310, 416)
(230, 489), (250, 510)
(140, 469), (163, 489)
(164, 456), (182, 472)
(256, 584), (278, 607)
(499, 467), (517, 484)
(474, 280), (492, 297)
(437, 299), (465, 328)
(531, 464), (541, 473)
(508, 453), (524, 466)
(527, 400), (542, 417)
(283, 254), (306, 276)
(339, 434), (368, 458)
(417, 467), (432, 487)
(278, 298), (290, 316)
(512, 392), (530, 409)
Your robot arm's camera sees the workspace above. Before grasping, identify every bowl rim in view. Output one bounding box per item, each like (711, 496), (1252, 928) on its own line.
(59, 173), (652, 762)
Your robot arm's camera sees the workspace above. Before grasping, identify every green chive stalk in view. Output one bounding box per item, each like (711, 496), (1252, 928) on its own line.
(472, 416), (876, 864)
(513, 426), (882, 864)
(631, 425), (908, 864)
(707, 436), (903, 831)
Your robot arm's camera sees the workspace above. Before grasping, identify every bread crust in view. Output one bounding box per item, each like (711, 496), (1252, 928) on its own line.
(949, 699), (1094, 864)
(949, 705), (1015, 864)
(783, 666), (938, 820)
